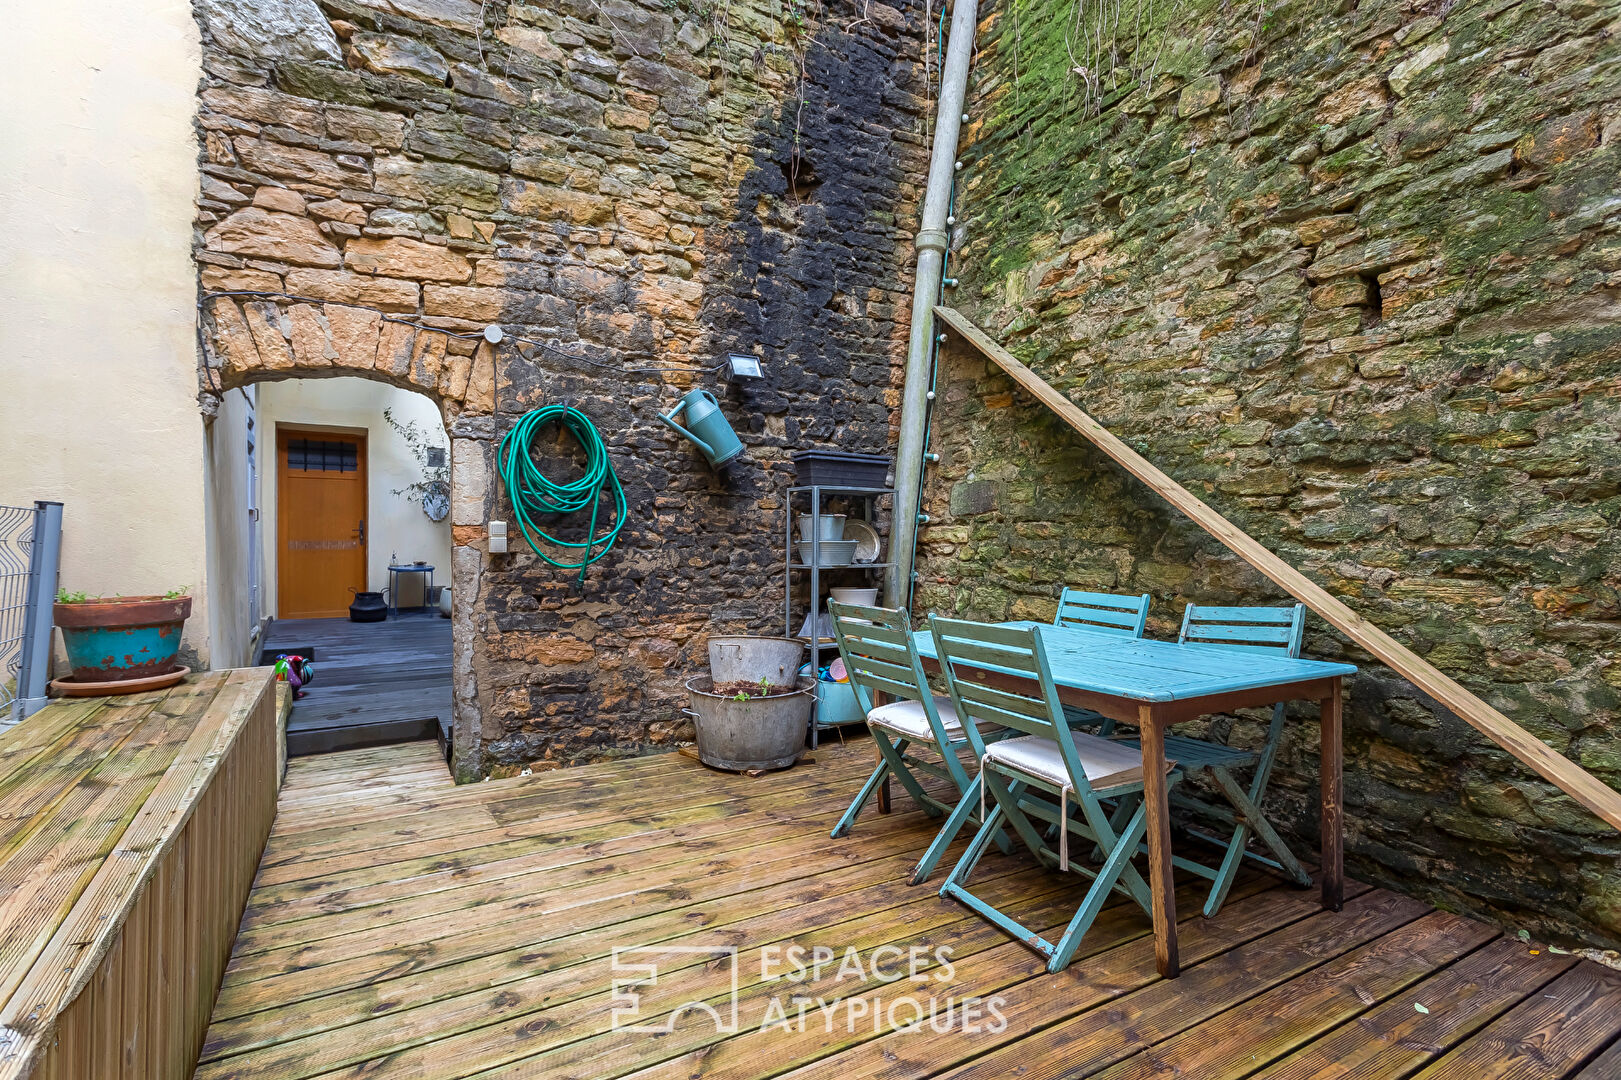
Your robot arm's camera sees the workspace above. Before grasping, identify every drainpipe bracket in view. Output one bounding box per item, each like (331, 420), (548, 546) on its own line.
(915, 229), (950, 255)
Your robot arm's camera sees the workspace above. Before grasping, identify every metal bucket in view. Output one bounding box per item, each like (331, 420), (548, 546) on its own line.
(708, 636), (805, 689)
(684, 676), (814, 771)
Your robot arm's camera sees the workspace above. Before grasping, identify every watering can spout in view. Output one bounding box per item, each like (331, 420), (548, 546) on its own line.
(658, 389), (745, 470)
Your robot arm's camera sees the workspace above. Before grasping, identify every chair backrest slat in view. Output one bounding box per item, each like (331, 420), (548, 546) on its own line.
(1178, 603), (1306, 658)
(929, 615), (1101, 796)
(1054, 588), (1151, 638)
(828, 602), (930, 709)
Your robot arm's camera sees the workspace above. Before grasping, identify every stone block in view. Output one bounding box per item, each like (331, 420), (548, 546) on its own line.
(950, 480), (998, 517)
(451, 438), (488, 526)
(374, 156), (500, 213)
(204, 207), (342, 268)
(324, 304), (382, 370)
(497, 24), (564, 62)
(284, 268), (420, 310)
(195, 0), (341, 63)
(287, 303), (338, 367)
(1314, 75), (1387, 126)
(243, 302), (296, 371)
(345, 236), (472, 281)
(425, 285), (504, 321)
(252, 186), (307, 214)
(503, 180), (614, 224)
(325, 105), (406, 149)
(200, 86), (325, 134)
(1177, 75), (1222, 118)
(1388, 39), (1449, 97)
(352, 32), (449, 83)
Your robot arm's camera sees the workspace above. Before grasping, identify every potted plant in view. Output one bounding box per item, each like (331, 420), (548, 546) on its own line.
(53, 589), (192, 689)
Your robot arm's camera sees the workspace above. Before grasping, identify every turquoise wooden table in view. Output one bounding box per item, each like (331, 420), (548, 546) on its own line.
(914, 621), (1357, 978)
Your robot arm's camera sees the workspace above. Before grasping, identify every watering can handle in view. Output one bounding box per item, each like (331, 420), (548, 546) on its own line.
(658, 401), (716, 460)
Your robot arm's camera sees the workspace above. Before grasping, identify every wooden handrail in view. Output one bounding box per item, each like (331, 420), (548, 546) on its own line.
(934, 304), (1621, 832)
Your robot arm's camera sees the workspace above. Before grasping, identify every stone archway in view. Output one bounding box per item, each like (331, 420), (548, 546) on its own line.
(203, 295), (493, 779)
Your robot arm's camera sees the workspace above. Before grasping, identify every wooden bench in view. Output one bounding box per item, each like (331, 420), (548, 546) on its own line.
(0, 668), (279, 1080)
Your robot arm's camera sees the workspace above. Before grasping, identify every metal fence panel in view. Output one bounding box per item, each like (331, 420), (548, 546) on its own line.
(0, 501), (62, 726)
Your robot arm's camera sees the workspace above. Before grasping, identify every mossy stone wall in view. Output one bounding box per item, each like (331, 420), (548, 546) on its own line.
(919, 0), (1621, 946)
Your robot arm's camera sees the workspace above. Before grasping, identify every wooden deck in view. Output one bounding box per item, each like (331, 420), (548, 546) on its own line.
(196, 741), (1621, 1080)
(262, 614), (451, 757)
(0, 670), (279, 1080)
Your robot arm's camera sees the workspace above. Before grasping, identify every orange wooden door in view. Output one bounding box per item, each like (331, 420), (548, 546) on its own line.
(277, 429), (367, 619)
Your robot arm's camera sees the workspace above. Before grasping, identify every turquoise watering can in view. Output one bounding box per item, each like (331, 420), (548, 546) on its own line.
(658, 388), (745, 469)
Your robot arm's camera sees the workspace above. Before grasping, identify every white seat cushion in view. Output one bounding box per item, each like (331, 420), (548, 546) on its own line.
(982, 733), (1168, 792)
(867, 695), (964, 742)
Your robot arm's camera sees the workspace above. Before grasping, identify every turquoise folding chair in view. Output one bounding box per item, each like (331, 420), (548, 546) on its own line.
(1053, 588), (1151, 733)
(826, 601), (1010, 885)
(932, 616), (1179, 973)
(1114, 603), (1314, 917)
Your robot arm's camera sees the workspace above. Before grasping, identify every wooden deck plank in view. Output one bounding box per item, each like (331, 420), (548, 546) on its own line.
(216, 809), (940, 1005)
(196, 863), (1073, 1079)
(1572, 1037), (1621, 1078)
(195, 741), (1621, 1080)
(263, 614), (450, 755)
(1253, 937), (1578, 1079)
(1087, 913), (1500, 1079)
(1406, 963), (1621, 1079)
(206, 851), (933, 1050)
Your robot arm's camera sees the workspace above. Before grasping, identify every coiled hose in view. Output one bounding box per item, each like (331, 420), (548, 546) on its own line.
(497, 405), (627, 586)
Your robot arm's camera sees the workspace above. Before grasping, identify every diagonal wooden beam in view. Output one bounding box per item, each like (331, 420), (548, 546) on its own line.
(934, 304), (1621, 833)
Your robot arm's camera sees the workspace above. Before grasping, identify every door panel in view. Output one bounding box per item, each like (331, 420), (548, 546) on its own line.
(277, 430), (367, 619)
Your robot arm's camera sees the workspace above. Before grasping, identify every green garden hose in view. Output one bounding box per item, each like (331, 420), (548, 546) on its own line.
(497, 405), (627, 586)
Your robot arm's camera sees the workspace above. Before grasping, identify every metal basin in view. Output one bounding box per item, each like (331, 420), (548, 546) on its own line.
(684, 676), (814, 772)
(707, 636), (805, 689)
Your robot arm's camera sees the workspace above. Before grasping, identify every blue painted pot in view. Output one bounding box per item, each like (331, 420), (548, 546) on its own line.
(54, 596), (191, 682)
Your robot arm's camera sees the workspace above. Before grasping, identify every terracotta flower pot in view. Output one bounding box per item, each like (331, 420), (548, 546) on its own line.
(53, 596), (191, 682)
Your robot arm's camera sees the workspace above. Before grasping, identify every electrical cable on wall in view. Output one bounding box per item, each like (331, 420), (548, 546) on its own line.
(196, 290), (719, 376)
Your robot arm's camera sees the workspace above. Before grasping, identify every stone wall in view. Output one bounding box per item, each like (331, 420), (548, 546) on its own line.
(193, 0), (928, 774)
(919, 0), (1621, 946)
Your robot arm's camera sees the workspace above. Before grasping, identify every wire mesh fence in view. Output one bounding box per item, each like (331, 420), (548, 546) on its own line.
(0, 502), (61, 726)
(0, 504), (39, 722)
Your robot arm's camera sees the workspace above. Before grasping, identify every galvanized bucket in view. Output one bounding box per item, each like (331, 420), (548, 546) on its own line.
(707, 636), (805, 689)
(684, 676), (814, 771)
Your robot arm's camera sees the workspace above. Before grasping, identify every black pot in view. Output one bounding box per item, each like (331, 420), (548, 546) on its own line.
(349, 591), (387, 622)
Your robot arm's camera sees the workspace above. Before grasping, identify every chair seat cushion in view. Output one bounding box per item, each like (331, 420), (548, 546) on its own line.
(1117, 734), (1256, 771)
(867, 695), (964, 742)
(983, 733), (1170, 793)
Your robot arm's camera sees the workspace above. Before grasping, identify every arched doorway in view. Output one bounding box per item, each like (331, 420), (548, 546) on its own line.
(201, 295), (492, 778)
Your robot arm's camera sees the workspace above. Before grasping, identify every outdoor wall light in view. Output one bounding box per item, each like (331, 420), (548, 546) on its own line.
(722, 354), (764, 381)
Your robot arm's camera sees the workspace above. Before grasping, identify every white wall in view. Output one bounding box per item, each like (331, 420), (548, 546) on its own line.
(257, 378), (452, 617)
(0, 0), (212, 662)
(205, 387), (260, 667)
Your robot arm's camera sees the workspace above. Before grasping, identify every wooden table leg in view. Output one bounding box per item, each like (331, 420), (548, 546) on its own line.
(1139, 704), (1178, 978)
(1320, 678), (1343, 911)
(877, 776), (891, 814)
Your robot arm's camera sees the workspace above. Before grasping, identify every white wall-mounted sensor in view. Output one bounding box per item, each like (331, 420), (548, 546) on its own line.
(484, 324), (505, 344)
(488, 519), (508, 553)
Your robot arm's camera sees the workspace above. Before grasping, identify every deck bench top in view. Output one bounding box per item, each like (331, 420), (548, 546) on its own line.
(0, 668), (277, 1080)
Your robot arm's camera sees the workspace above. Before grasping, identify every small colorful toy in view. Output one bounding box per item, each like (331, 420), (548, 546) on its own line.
(272, 654), (315, 699)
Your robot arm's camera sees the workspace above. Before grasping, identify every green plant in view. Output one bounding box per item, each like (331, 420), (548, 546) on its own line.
(162, 587), (190, 599)
(731, 678), (776, 701)
(384, 407), (451, 517)
(56, 589), (91, 604)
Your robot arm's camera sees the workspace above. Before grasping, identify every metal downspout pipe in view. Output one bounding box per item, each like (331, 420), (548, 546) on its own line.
(886, 0), (979, 610)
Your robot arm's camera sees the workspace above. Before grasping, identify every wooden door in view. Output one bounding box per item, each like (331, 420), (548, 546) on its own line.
(277, 428), (367, 619)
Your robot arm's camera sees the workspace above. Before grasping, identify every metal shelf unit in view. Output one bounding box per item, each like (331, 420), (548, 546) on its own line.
(783, 484), (892, 747)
